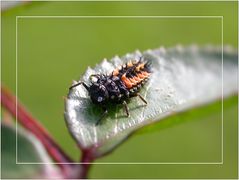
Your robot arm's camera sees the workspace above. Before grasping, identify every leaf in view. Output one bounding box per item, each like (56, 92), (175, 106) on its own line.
(136, 95), (237, 135)
(1, 124), (62, 178)
(64, 45), (237, 157)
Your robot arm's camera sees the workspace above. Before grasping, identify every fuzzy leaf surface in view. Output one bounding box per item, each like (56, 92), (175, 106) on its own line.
(65, 45), (237, 156)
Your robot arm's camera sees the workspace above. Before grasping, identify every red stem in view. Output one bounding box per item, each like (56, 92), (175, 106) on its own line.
(78, 149), (95, 179)
(1, 86), (74, 173)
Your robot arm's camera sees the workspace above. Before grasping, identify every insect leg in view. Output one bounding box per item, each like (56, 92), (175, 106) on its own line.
(69, 81), (89, 91)
(96, 107), (108, 126)
(136, 93), (147, 105)
(122, 100), (130, 117)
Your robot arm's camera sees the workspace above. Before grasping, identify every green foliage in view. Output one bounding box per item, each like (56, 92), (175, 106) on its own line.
(2, 1), (238, 179)
(137, 95), (237, 135)
(65, 46), (237, 157)
(1, 125), (43, 178)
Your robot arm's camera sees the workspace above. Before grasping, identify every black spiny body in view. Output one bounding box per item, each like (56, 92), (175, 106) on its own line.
(69, 58), (151, 125)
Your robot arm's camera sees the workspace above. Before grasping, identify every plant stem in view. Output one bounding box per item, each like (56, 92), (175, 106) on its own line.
(1, 86), (74, 173)
(78, 149), (95, 179)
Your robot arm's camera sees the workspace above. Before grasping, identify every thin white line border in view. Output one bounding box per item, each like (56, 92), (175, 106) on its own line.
(16, 15), (224, 165)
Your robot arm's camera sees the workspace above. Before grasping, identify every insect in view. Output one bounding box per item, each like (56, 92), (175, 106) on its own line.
(69, 58), (151, 125)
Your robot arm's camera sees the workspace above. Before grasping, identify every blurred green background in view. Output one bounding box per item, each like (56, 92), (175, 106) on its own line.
(2, 1), (238, 178)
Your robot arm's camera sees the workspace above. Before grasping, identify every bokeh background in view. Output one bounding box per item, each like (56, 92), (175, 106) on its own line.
(1, 1), (238, 178)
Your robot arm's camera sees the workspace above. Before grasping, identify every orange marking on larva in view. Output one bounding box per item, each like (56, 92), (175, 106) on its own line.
(138, 73), (146, 79)
(136, 74), (144, 81)
(112, 69), (119, 76)
(139, 63), (145, 69)
(121, 73), (127, 80)
(136, 66), (140, 72)
(129, 78), (137, 85)
(124, 79), (133, 88)
(133, 76), (141, 83)
(136, 63), (145, 72)
(142, 71), (150, 77)
(121, 74), (133, 88)
(127, 83), (133, 88)
(127, 61), (133, 67)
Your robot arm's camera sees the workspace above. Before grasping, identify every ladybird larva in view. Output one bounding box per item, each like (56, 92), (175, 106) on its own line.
(69, 57), (151, 125)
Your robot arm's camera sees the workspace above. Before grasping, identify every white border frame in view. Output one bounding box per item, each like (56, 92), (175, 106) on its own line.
(16, 15), (224, 165)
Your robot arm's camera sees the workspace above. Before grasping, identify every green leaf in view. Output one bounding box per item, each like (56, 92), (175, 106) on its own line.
(136, 95), (237, 135)
(64, 45), (237, 157)
(1, 124), (61, 178)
